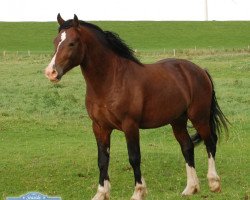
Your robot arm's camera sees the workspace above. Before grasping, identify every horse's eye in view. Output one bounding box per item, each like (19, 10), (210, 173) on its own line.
(69, 42), (75, 47)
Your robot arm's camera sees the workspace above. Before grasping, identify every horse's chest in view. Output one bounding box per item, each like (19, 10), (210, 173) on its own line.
(86, 99), (123, 130)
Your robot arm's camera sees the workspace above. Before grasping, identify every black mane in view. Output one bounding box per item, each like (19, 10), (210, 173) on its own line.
(59, 20), (142, 65)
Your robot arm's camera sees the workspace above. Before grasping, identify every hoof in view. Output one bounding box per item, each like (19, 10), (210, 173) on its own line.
(181, 184), (200, 196)
(130, 178), (147, 200)
(208, 175), (221, 193)
(182, 164), (200, 196)
(92, 180), (110, 200)
(207, 154), (221, 193)
(92, 193), (109, 200)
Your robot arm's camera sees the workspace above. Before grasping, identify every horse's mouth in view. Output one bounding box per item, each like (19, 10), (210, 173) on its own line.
(50, 77), (61, 83)
(44, 67), (62, 83)
(44, 72), (61, 83)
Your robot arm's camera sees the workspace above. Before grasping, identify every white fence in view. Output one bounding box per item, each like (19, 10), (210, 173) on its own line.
(1, 48), (250, 58)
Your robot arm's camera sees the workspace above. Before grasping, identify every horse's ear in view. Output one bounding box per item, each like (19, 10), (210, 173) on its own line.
(73, 14), (79, 27)
(57, 13), (65, 26)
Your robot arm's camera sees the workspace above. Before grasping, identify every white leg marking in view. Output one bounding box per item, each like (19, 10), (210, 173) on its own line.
(207, 154), (221, 192)
(131, 177), (147, 200)
(92, 180), (111, 200)
(182, 164), (200, 196)
(45, 31), (67, 74)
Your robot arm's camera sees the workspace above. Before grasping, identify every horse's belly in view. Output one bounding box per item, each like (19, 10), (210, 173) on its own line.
(139, 96), (188, 129)
(139, 111), (177, 129)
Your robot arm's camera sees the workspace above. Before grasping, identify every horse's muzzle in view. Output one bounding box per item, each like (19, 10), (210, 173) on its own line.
(44, 67), (61, 83)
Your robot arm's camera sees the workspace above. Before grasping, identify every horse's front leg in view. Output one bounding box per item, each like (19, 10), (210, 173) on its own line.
(92, 122), (112, 200)
(123, 119), (147, 200)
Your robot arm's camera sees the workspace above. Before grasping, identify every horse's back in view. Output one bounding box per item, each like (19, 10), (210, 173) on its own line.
(153, 58), (213, 105)
(153, 58), (211, 92)
(138, 58), (212, 128)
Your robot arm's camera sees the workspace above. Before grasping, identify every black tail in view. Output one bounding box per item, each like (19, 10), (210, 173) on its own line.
(192, 71), (229, 145)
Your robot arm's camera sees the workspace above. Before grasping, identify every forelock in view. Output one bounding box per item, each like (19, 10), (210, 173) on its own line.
(58, 20), (74, 32)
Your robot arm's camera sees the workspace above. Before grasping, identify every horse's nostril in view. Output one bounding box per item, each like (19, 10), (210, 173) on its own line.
(51, 69), (58, 77)
(45, 67), (60, 81)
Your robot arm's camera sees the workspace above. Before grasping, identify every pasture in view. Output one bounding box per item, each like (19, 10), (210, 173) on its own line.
(0, 21), (250, 200)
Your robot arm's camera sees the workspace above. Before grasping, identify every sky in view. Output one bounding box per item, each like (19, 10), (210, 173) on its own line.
(0, 0), (250, 21)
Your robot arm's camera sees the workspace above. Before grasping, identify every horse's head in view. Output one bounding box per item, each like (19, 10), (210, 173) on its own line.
(45, 14), (85, 82)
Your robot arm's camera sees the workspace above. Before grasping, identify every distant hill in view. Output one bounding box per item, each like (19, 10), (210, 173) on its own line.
(1, 21), (250, 51)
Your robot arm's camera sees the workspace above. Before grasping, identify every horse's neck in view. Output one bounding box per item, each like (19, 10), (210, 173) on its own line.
(81, 55), (115, 93)
(80, 36), (122, 97)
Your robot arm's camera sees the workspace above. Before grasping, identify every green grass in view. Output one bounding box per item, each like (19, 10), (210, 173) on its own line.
(0, 21), (250, 199)
(0, 52), (249, 200)
(1, 21), (250, 51)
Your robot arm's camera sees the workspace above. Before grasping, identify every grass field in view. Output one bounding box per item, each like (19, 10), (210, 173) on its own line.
(0, 21), (250, 200)
(1, 21), (250, 51)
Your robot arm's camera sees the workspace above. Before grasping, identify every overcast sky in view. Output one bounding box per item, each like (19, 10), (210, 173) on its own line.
(1, 0), (250, 21)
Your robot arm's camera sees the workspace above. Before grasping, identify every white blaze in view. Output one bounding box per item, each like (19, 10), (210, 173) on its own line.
(47, 31), (67, 71)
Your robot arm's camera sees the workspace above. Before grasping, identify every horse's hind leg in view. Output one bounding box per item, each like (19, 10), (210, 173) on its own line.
(171, 115), (200, 195)
(191, 120), (221, 193)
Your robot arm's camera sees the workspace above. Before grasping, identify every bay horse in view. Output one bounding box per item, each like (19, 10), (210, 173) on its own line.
(45, 14), (228, 200)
